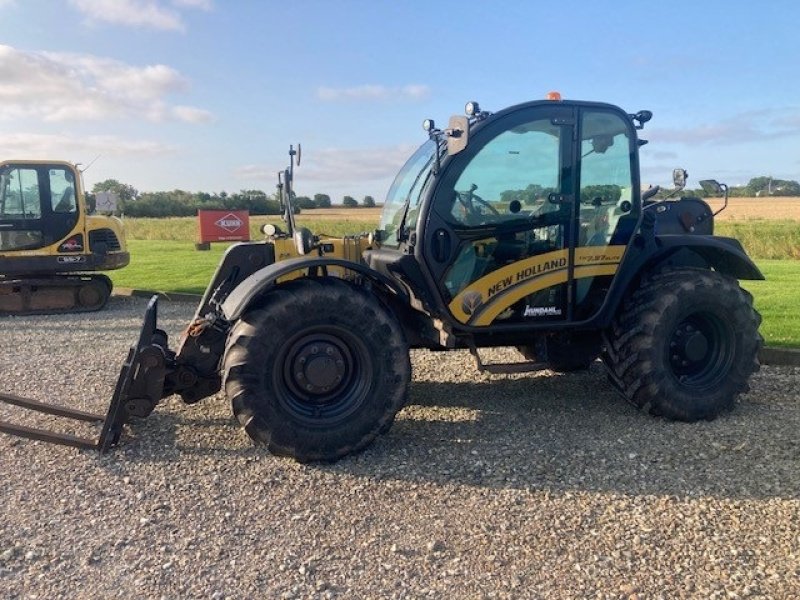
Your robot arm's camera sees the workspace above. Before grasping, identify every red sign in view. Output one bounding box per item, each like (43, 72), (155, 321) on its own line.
(197, 210), (250, 243)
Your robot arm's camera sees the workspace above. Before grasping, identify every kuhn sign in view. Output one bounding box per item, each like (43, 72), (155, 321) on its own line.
(198, 210), (250, 243)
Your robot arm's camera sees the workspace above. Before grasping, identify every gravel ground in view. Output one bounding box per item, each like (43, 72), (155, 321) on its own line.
(1, 296), (799, 599)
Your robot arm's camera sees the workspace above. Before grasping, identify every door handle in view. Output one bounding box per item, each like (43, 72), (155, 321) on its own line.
(432, 229), (451, 262)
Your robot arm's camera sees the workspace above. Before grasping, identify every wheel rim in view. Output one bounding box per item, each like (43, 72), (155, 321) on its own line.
(275, 327), (372, 426)
(666, 310), (735, 389)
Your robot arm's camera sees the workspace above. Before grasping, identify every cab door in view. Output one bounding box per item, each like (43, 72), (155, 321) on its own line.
(571, 107), (640, 320)
(0, 164), (80, 253)
(422, 105), (577, 327)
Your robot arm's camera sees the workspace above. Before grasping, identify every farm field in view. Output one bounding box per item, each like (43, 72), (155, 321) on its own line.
(705, 196), (800, 220)
(122, 209), (381, 241)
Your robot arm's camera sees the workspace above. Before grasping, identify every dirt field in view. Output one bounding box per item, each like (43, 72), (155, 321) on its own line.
(300, 199), (800, 222)
(705, 197), (800, 221)
(297, 207), (383, 221)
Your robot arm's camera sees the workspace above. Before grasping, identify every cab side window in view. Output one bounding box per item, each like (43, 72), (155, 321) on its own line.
(50, 168), (77, 213)
(450, 119), (562, 226)
(578, 111), (634, 246)
(441, 117), (569, 298)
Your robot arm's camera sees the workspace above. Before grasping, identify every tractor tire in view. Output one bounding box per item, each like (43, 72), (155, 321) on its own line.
(517, 332), (601, 372)
(222, 278), (411, 462)
(602, 268), (762, 421)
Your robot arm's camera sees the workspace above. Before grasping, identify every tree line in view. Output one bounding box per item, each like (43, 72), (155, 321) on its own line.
(651, 177), (800, 199)
(90, 174), (799, 218)
(88, 179), (378, 217)
(501, 177), (800, 206)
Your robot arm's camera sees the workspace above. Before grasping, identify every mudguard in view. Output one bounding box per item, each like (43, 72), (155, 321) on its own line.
(649, 235), (763, 279)
(220, 256), (408, 321)
(595, 233), (763, 328)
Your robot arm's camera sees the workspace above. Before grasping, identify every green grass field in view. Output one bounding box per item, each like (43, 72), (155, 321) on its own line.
(740, 260), (799, 348)
(111, 216), (799, 347)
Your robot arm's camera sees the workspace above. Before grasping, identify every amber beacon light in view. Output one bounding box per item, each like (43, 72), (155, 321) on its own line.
(545, 91), (562, 101)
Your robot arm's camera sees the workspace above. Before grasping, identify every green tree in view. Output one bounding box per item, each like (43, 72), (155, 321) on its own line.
(746, 176), (800, 197)
(296, 196), (315, 209)
(363, 195), (376, 207)
(580, 184), (622, 205)
(313, 193), (332, 208)
(342, 195), (358, 207)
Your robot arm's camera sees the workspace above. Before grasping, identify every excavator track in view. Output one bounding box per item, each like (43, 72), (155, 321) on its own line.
(0, 274), (112, 315)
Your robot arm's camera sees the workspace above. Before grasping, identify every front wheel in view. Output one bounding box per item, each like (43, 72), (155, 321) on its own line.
(602, 268), (762, 421)
(223, 278), (411, 462)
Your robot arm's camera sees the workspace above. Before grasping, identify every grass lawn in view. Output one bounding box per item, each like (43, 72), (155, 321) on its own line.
(111, 239), (231, 295)
(740, 260), (800, 348)
(109, 240), (800, 348)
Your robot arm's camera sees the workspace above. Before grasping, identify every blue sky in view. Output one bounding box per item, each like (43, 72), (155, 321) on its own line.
(1, 0), (799, 201)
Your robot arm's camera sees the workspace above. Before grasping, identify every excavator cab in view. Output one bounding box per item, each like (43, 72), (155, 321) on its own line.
(0, 160), (129, 314)
(0, 163), (80, 251)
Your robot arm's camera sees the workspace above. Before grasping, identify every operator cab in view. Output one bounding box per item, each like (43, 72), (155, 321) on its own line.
(367, 95), (649, 329)
(0, 162), (82, 253)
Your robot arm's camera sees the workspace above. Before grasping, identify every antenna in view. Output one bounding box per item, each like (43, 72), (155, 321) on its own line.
(78, 155), (102, 173)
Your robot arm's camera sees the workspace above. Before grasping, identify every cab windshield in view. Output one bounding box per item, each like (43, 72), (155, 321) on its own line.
(378, 140), (436, 247)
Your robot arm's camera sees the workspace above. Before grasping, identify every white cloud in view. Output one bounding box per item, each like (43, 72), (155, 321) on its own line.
(299, 145), (419, 181)
(68, 0), (185, 31)
(3, 132), (176, 158)
(171, 105), (215, 123)
(650, 108), (800, 145)
(317, 84), (430, 102)
(0, 45), (212, 123)
(68, 0), (212, 31)
(235, 145), (416, 189)
(171, 0), (212, 9)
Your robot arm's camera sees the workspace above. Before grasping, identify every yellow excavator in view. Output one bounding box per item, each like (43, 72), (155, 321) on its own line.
(0, 160), (129, 314)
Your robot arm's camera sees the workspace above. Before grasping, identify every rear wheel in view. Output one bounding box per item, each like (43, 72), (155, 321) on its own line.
(602, 268), (762, 421)
(223, 278), (411, 462)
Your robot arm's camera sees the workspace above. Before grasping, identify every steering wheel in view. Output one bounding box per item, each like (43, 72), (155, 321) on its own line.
(455, 184), (499, 223)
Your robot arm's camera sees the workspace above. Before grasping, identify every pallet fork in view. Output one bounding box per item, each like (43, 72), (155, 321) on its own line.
(0, 297), (168, 451)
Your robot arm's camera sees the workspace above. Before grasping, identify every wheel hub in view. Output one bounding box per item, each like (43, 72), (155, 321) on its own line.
(287, 336), (350, 398)
(683, 331), (709, 362)
(670, 322), (710, 369)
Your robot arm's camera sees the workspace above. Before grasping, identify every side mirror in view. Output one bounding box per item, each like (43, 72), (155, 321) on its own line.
(699, 179), (723, 195)
(630, 110), (653, 130)
(446, 115), (469, 156)
(672, 169), (687, 190)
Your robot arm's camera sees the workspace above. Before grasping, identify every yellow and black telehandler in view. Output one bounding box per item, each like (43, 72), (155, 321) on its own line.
(0, 96), (762, 461)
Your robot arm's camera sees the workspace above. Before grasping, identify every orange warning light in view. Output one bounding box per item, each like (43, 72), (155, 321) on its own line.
(545, 91), (562, 101)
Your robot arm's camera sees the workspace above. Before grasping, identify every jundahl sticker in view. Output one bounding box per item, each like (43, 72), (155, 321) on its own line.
(523, 305), (562, 317)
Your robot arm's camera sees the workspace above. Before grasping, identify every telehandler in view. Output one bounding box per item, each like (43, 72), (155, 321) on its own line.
(0, 160), (129, 314)
(0, 95), (762, 461)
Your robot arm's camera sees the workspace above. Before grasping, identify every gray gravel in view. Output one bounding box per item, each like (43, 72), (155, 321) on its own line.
(1, 296), (799, 599)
